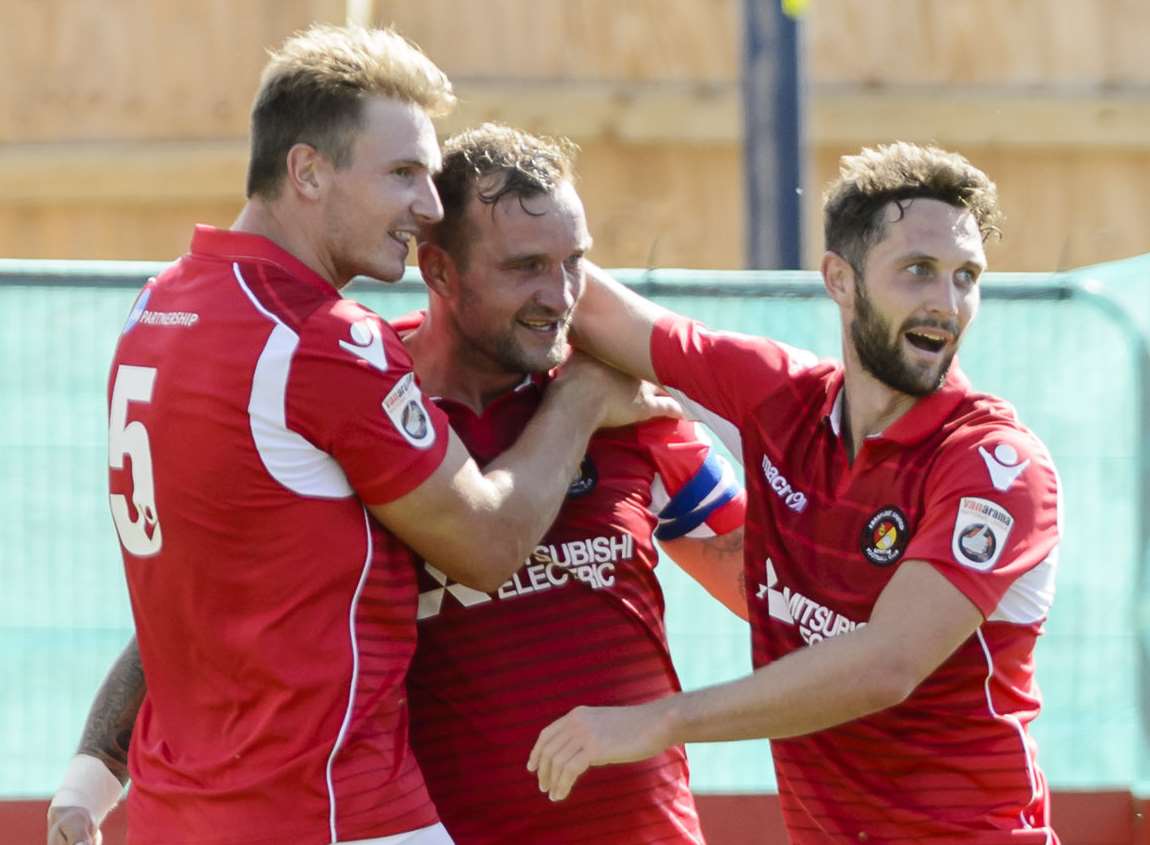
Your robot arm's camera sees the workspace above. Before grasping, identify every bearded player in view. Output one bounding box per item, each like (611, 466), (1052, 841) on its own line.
(530, 143), (1061, 844)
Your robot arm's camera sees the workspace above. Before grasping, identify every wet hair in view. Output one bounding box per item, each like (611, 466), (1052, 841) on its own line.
(823, 142), (1003, 279)
(246, 23), (455, 199)
(429, 122), (578, 268)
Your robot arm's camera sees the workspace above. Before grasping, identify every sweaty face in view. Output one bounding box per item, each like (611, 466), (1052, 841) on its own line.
(450, 180), (591, 375)
(847, 199), (986, 396)
(324, 97), (443, 284)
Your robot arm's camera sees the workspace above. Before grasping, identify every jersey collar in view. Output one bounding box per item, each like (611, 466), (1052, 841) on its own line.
(391, 309), (547, 411)
(822, 365), (971, 446)
(189, 225), (337, 299)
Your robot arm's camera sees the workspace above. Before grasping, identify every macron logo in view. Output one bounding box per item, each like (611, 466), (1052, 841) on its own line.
(761, 454), (808, 512)
(978, 443), (1030, 492)
(339, 318), (389, 373)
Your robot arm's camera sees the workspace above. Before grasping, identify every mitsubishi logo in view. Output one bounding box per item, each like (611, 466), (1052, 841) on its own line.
(418, 563), (493, 619)
(756, 558), (794, 624)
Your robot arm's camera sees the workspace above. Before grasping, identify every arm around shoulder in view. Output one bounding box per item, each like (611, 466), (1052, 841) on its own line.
(369, 356), (682, 592)
(571, 263), (670, 383)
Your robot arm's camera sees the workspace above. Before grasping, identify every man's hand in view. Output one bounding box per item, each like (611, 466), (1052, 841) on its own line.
(46, 805), (101, 845)
(526, 702), (674, 802)
(552, 351), (680, 429)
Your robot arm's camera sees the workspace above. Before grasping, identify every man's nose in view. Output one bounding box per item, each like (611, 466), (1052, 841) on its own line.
(413, 174), (444, 225)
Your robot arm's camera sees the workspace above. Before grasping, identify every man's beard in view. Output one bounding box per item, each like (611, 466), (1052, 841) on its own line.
(485, 323), (570, 374)
(458, 293), (571, 375)
(849, 282), (957, 397)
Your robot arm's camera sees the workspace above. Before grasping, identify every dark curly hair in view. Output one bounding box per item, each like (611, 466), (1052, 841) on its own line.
(823, 142), (1003, 279)
(429, 123), (578, 268)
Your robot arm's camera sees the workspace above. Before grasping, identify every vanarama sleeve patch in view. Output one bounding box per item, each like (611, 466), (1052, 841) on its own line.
(950, 496), (1014, 571)
(383, 372), (436, 450)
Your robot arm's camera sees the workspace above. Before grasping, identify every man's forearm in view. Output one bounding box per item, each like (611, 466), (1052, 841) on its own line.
(659, 527), (748, 620)
(659, 622), (909, 745)
(77, 636), (145, 785)
(477, 378), (607, 573)
(572, 264), (666, 382)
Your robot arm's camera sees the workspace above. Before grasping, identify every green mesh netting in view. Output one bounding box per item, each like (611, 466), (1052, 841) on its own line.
(0, 259), (1144, 796)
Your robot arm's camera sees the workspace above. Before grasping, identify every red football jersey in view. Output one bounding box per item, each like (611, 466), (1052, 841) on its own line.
(650, 314), (1061, 845)
(108, 227), (449, 844)
(396, 312), (745, 845)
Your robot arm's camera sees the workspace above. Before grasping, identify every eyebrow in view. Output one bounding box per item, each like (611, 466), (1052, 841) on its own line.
(498, 243), (592, 267)
(499, 252), (547, 267)
(900, 251), (985, 269)
(390, 158), (439, 174)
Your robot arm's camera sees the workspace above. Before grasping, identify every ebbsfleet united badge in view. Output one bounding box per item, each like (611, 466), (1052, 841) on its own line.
(567, 456), (598, 497)
(860, 506), (910, 566)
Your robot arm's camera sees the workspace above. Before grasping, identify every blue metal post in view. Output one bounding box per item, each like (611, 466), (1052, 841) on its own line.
(743, 0), (804, 269)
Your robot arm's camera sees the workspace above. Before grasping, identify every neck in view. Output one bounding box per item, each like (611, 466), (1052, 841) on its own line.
(403, 310), (529, 414)
(232, 199), (344, 289)
(839, 350), (919, 462)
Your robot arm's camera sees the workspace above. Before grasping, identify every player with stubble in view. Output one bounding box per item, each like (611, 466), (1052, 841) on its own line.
(47, 25), (676, 845)
(400, 123), (747, 844)
(528, 143), (1062, 844)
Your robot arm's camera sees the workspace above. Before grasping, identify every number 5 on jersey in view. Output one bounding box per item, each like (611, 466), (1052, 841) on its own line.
(109, 364), (163, 556)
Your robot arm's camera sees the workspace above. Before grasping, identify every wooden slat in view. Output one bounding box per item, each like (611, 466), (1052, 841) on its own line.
(0, 142), (249, 203)
(809, 87), (1150, 149)
(4, 81), (1150, 203)
(0, 0), (344, 143)
(445, 80), (740, 144)
(376, 0), (739, 81)
(806, 0), (1150, 86)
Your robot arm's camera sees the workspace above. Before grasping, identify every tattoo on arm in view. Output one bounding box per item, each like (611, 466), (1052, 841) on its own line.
(77, 636), (145, 786)
(708, 527), (747, 600)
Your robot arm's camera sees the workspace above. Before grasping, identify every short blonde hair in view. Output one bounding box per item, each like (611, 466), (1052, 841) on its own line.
(246, 23), (455, 198)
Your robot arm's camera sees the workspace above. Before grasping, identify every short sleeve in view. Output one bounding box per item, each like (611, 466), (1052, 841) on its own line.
(904, 425), (1060, 621)
(650, 314), (818, 460)
(287, 300), (450, 505)
(639, 418), (747, 539)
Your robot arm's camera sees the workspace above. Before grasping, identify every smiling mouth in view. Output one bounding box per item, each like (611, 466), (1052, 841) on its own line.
(517, 317), (563, 334)
(904, 330), (948, 354)
(388, 231), (414, 250)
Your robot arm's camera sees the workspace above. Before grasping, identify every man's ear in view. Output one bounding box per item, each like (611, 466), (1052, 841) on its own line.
(822, 250), (856, 307)
(418, 241), (457, 297)
(284, 143), (327, 201)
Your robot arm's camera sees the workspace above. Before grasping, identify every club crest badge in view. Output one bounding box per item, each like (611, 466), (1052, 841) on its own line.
(860, 506), (910, 566)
